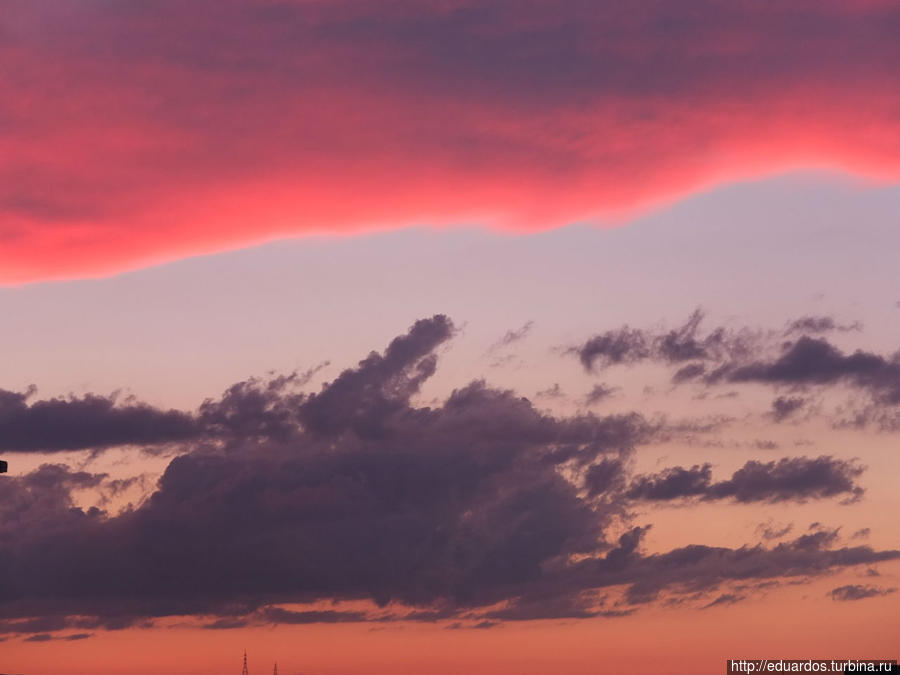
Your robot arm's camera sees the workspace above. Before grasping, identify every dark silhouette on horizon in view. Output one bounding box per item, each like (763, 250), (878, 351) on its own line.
(241, 651), (280, 675)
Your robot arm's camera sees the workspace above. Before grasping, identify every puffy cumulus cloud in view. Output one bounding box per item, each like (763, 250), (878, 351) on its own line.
(4, 2), (900, 282)
(0, 316), (895, 637)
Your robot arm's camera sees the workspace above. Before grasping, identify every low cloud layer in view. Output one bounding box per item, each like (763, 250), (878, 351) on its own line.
(1, 315), (895, 638)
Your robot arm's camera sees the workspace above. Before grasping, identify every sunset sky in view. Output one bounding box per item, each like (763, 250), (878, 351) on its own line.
(2, 2), (900, 674)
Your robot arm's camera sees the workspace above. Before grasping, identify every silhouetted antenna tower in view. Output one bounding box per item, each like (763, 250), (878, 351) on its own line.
(273, 664), (278, 675)
(242, 650), (249, 675)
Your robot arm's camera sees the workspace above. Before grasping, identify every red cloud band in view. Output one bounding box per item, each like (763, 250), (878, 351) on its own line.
(2, 0), (900, 282)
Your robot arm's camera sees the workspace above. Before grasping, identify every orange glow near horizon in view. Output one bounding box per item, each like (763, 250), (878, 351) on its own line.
(4, 570), (899, 675)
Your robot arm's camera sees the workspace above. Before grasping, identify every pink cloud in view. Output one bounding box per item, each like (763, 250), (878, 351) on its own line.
(2, 0), (900, 282)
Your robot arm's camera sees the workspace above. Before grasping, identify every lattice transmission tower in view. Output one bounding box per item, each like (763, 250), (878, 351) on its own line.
(242, 650), (249, 675)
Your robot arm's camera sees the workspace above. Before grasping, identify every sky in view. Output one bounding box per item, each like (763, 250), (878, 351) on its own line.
(2, 2), (900, 674)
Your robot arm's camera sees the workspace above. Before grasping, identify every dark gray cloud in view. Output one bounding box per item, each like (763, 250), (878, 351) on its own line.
(573, 312), (900, 424)
(722, 337), (900, 404)
(8, 311), (894, 466)
(829, 585), (896, 602)
(770, 396), (807, 422)
(0, 316), (892, 637)
(0, 363), (332, 457)
(571, 310), (755, 374)
(197, 364), (328, 443)
(548, 527), (899, 607)
(583, 458), (626, 497)
(626, 464), (713, 501)
(655, 310), (737, 363)
(571, 326), (650, 372)
(0, 388), (199, 453)
(626, 456), (864, 504)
